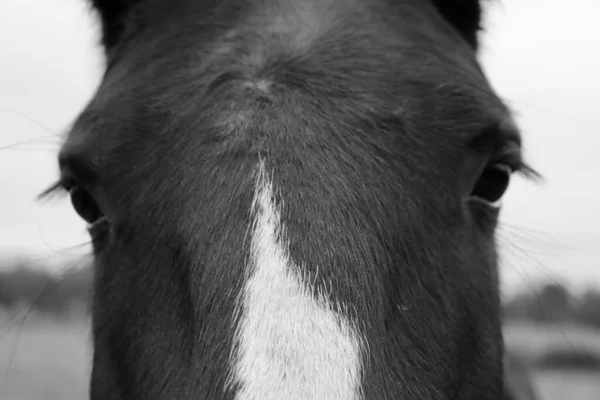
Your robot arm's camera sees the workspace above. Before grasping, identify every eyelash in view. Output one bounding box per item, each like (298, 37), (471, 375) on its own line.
(37, 180), (69, 201)
(493, 153), (540, 181)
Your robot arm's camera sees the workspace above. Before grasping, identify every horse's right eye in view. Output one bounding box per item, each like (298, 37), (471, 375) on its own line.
(70, 186), (104, 225)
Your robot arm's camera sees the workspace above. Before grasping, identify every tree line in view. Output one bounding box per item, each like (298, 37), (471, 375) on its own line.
(0, 258), (93, 318)
(503, 282), (600, 329)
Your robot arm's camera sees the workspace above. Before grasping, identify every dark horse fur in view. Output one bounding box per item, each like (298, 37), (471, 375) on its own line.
(53, 0), (537, 399)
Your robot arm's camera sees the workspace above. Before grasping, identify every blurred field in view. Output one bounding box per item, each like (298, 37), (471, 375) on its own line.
(534, 370), (600, 400)
(0, 316), (599, 399)
(505, 321), (600, 400)
(0, 314), (90, 400)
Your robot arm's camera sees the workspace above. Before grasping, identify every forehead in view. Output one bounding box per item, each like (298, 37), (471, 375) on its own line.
(105, 0), (473, 67)
(110, 0), (465, 43)
(64, 0), (513, 173)
(95, 0), (501, 110)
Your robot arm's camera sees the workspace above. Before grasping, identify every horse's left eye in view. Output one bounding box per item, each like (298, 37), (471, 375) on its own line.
(70, 186), (104, 224)
(470, 163), (512, 205)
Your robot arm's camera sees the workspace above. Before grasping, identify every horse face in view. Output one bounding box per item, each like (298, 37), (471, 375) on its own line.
(55, 0), (532, 398)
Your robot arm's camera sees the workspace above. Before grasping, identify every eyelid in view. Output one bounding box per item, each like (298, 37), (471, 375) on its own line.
(491, 149), (523, 172)
(37, 171), (93, 201)
(491, 150), (541, 181)
(58, 151), (100, 188)
(59, 172), (78, 191)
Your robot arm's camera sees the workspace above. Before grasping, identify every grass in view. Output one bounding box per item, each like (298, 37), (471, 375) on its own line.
(1, 316), (599, 399)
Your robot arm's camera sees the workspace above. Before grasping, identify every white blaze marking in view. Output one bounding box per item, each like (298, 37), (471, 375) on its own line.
(228, 161), (363, 400)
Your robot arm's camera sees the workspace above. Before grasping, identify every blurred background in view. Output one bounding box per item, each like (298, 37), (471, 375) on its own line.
(0, 0), (599, 399)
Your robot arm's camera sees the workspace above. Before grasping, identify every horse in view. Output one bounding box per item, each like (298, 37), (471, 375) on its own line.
(46, 0), (540, 398)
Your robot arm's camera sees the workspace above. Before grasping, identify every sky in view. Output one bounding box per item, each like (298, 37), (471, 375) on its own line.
(0, 0), (598, 295)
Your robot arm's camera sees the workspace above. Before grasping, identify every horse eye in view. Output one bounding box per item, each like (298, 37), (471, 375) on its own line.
(70, 186), (103, 224)
(470, 163), (512, 205)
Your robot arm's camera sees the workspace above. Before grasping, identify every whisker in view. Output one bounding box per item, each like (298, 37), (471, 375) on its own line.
(0, 261), (93, 359)
(0, 140), (59, 150)
(0, 148), (59, 153)
(0, 108), (62, 137)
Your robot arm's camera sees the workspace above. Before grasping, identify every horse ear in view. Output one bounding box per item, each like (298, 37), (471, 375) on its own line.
(89, 0), (140, 49)
(430, 0), (484, 48)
